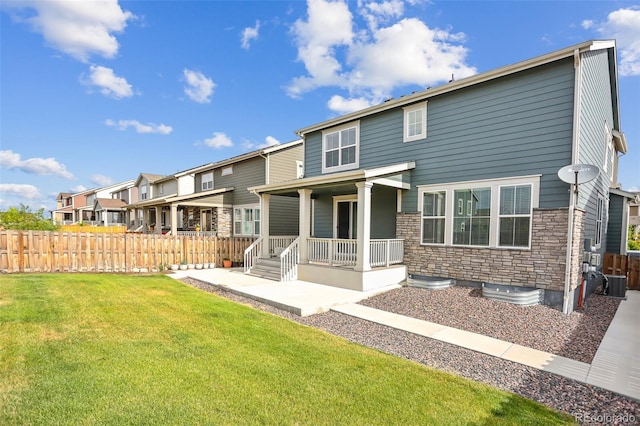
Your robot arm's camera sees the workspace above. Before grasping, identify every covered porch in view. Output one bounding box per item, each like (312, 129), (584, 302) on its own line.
(247, 162), (414, 291)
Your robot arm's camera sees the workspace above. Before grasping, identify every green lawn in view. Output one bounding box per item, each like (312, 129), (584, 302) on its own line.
(0, 274), (575, 425)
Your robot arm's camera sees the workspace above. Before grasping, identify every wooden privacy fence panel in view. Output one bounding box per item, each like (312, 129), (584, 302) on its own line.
(603, 253), (640, 290)
(0, 231), (254, 273)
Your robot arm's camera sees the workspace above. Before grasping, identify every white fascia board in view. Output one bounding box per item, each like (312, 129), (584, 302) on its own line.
(295, 40), (613, 136)
(166, 187), (234, 203)
(249, 162), (415, 194)
(262, 139), (303, 154)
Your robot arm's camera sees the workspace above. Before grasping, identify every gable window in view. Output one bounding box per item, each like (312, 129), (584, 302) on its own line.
(141, 185), (147, 200)
(422, 191), (446, 244)
(403, 101), (427, 142)
(202, 172), (213, 191)
(159, 183), (164, 195)
(221, 166), (233, 176)
(418, 176), (539, 249)
(498, 185), (532, 247)
(234, 205), (260, 236)
(322, 122), (359, 173)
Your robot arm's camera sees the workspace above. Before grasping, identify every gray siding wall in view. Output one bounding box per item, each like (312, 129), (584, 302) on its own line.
(304, 58), (577, 212)
(268, 144), (303, 184)
(157, 180), (177, 197)
(216, 157), (264, 205)
(269, 195), (300, 235)
(606, 193), (624, 254)
(576, 50), (615, 256)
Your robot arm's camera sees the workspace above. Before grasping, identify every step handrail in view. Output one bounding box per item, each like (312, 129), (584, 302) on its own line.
(244, 236), (263, 273)
(279, 236), (300, 282)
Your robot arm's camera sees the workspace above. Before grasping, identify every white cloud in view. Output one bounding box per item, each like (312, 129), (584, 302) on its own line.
(581, 20), (594, 29)
(241, 20), (260, 49)
(4, 0), (134, 62)
(202, 132), (233, 148)
(105, 119), (172, 134)
(588, 7), (640, 76)
(183, 69), (216, 103)
(327, 95), (373, 114)
(0, 184), (42, 200)
(84, 65), (133, 99)
(70, 185), (88, 193)
(287, 0), (476, 113)
(91, 174), (114, 186)
(0, 150), (74, 179)
(241, 136), (281, 151)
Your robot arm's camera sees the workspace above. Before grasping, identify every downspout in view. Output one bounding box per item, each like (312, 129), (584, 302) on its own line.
(563, 48), (582, 315)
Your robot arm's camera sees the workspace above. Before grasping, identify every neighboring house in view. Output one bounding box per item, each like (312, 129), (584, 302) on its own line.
(52, 192), (75, 224)
(606, 189), (640, 255)
(126, 140), (303, 237)
(250, 40), (631, 313)
(627, 195), (640, 246)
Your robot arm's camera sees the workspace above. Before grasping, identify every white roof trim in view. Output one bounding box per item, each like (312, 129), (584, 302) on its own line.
(249, 162), (415, 194)
(295, 40), (615, 136)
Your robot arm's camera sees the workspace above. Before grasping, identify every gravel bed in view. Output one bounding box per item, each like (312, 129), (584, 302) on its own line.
(180, 278), (639, 424)
(360, 285), (620, 364)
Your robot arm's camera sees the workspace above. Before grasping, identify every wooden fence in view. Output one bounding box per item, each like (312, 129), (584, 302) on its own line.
(0, 231), (254, 273)
(603, 253), (640, 290)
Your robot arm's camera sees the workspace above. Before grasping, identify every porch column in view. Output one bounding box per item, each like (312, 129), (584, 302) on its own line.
(260, 194), (271, 258)
(298, 189), (313, 264)
(154, 207), (161, 234)
(171, 204), (178, 234)
(355, 182), (373, 272)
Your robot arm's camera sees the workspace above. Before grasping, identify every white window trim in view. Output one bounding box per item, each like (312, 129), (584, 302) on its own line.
(202, 172), (213, 191)
(321, 121), (360, 174)
(497, 183), (534, 249)
(296, 160), (304, 179)
(140, 184), (147, 200)
(418, 175), (540, 249)
(604, 122), (614, 184)
(233, 204), (261, 236)
(595, 193), (605, 248)
(421, 190), (447, 245)
(221, 166), (233, 176)
(403, 101), (427, 143)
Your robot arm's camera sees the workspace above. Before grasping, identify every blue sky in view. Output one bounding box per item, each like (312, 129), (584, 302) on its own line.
(1, 0), (639, 214)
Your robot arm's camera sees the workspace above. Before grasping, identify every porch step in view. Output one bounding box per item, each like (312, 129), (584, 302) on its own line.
(248, 257), (281, 281)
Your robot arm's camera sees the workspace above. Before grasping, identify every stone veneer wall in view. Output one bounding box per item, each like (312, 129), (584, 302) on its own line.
(215, 207), (233, 238)
(397, 208), (584, 292)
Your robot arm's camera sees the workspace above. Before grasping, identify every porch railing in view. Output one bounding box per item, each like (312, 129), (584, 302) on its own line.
(308, 238), (404, 268)
(280, 237), (300, 281)
(268, 236), (297, 256)
(370, 239), (404, 267)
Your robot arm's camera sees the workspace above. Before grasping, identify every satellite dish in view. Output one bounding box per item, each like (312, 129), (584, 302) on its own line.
(557, 164), (600, 184)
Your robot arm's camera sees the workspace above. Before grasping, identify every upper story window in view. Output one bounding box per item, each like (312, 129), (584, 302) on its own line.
(604, 122), (614, 183)
(221, 166), (233, 176)
(296, 160), (304, 179)
(403, 101), (427, 142)
(202, 172), (213, 191)
(140, 185), (147, 200)
(159, 183), (164, 195)
(595, 193), (605, 247)
(419, 176), (539, 249)
(322, 122), (359, 173)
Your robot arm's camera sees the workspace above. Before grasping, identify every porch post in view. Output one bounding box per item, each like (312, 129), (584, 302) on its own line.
(298, 189), (313, 264)
(355, 182), (373, 272)
(171, 204), (178, 234)
(154, 207), (160, 234)
(260, 194), (271, 258)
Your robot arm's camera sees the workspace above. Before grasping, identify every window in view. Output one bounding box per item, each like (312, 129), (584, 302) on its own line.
(159, 184), (164, 195)
(221, 166), (233, 176)
(202, 172), (213, 191)
(595, 194), (605, 247)
(322, 122), (359, 173)
(453, 188), (491, 246)
(403, 102), (427, 142)
(422, 191), (446, 244)
(296, 160), (304, 179)
(234, 205), (260, 236)
(604, 122), (614, 183)
(141, 185), (147, 200)
(498, 185), (532, 247)
(418, 176), (539, 249)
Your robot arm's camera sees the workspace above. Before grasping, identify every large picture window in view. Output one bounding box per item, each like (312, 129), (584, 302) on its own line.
(322, 122), (359, 173)
(422, 191), (446, 244)
(498, 185), (532, 247)
(418, 176), (539, 249)
(453, 188), (491, 246)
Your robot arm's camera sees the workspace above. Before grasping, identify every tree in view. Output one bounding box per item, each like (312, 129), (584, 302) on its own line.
(628, 225), (640, 251)
(0, 205), (59, 231)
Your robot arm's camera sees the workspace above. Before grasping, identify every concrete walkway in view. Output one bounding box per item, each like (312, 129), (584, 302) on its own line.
(169, 268), (639, 401)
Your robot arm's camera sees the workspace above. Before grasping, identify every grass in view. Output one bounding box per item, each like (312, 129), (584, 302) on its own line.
(0, 273), (575, 425)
